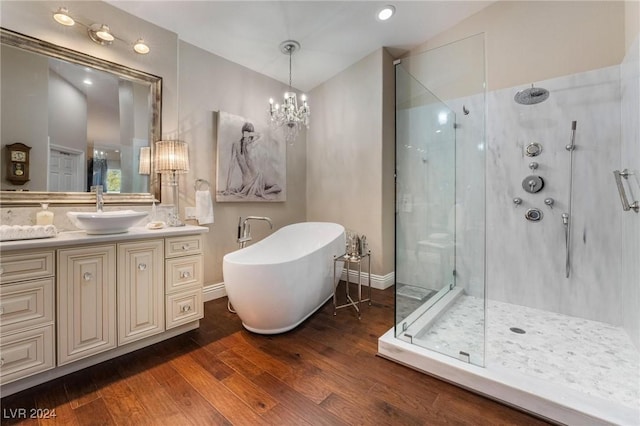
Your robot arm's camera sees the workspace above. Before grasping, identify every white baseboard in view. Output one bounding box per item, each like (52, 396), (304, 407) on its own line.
(203, 282), (227, 301)
(340, 268), (394, 290)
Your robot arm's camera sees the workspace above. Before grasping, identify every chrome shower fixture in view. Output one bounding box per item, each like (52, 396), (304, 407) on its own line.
(566, 120), (577, 151)
(514, 84), (549, 105)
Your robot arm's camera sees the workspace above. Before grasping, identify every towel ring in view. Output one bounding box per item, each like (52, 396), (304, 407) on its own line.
(194, 179), (210, 191)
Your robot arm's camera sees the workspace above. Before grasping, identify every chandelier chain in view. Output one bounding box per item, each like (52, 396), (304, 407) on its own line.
(288, 46), (292, 89)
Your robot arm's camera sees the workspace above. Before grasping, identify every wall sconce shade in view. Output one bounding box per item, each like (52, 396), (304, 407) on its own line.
(155, 140), (189, 173)
(138, 146), (151, 175)
(53, 7), (75, 26)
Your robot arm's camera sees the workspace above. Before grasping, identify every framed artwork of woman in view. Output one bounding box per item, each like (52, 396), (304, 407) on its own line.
(215, 110), (286, 202)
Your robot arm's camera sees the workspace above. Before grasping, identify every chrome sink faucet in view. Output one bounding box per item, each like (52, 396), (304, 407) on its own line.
(92, 185), (104, 212)
(237, 216), (273, 248)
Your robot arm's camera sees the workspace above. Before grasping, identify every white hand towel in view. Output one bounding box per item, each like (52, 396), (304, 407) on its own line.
(195, 190), (214, 225)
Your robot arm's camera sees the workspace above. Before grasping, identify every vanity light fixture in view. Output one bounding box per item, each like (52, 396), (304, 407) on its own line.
(133, 39), (150, 55)
(376, 5), (396, 21)
(52, 7), (150, 54)
(155, 140), (189, 226)
(88, 24), (114, 45)
(268, 40), (310, 144)
(53, 7), (75, 26)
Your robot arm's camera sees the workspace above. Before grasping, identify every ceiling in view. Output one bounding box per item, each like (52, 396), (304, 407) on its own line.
(106, 1), (492, 92)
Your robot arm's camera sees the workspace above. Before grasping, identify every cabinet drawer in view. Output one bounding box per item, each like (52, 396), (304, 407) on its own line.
(165, 235), (202, 258)
(165, 255), (203, 293)
(0, 278), (54, 334)
(0, 251), (54, 284)
(0, 324), (55, 385)
(166, 288), (203, 329)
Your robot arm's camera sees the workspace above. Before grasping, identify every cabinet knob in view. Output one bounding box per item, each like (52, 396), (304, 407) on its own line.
(180, 271), (192, 279)
(0, 358), (4, 367)
(181, 244), (190, 251)
(137, 263), (147, 271)
(83, 272), (93, 281)
(181, 304), (192, 313)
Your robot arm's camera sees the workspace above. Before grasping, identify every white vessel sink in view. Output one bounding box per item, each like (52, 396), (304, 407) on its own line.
(67, 210), (148, 235)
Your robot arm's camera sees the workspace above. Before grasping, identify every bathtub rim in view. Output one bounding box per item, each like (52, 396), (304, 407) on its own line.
(223, 221), (346, 266)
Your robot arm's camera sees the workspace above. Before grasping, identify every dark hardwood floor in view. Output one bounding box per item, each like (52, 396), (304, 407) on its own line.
(1, 284), (552, 425)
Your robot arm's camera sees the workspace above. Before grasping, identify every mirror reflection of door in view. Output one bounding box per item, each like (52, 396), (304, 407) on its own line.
(48, 144), (84, 191)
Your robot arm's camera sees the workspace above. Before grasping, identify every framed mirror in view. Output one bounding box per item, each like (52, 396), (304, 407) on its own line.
(0, 28), (161, 205)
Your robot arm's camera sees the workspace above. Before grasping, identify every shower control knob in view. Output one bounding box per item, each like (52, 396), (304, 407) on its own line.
(529, 162), (538, 171)
(513, 197), (523, 207)
(525, 208), (543, 222)
(544, 198), (554, 209)
(522, 175), (544, 193)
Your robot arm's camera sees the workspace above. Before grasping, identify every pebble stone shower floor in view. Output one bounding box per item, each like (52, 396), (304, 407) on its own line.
(414, 295), (640, 409)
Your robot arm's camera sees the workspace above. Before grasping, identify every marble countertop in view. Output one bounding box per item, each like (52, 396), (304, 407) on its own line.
(0, 225), (208, 251)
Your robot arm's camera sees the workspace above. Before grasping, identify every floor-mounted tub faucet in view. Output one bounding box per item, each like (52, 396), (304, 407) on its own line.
(237, 216), (273, 248)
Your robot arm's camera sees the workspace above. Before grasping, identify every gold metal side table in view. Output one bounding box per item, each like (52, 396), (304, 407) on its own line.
(333, 251), (371, 319)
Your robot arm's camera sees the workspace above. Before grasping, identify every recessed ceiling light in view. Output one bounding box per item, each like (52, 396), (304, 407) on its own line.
(377, 5), (395, 21)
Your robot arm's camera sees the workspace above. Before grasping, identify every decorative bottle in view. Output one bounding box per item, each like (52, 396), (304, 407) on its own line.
(36, 203), (54, 225)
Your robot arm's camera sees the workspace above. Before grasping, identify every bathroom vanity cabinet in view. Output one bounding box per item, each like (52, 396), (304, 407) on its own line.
(0, 226), (207, 396)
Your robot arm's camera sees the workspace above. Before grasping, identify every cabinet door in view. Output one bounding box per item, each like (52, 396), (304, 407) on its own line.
(117, 240), (164, 345)
(57, 245), (116, 366)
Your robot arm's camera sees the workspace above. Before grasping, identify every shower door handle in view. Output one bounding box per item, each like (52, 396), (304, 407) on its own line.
(613, 170), (639, 213)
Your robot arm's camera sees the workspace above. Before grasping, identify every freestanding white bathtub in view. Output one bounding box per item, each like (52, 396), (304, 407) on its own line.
(223, 222), (346, 334)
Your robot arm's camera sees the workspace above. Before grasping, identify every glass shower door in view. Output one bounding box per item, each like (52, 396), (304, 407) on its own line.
(394, 33), (486, 367)
(395, 63), (456, 337)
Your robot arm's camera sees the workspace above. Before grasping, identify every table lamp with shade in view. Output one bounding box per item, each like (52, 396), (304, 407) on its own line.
(155, 140), (189, 226)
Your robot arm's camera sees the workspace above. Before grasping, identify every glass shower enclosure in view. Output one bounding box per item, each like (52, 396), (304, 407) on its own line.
(385, 26), (639, 424)
(394, 34), (486, 367)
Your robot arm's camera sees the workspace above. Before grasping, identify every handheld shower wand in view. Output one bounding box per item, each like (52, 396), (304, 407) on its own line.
(566, 120), (577, 151)
(563, 121), (577, 278)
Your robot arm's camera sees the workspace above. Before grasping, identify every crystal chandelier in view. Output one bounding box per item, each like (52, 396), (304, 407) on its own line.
(268, 40), (310, 144)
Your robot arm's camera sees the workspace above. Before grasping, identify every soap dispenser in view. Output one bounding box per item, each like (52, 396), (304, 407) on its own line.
(36, 203), (54, 225)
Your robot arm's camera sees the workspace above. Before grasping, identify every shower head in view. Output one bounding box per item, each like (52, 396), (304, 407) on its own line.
(514, 85), (549, 105)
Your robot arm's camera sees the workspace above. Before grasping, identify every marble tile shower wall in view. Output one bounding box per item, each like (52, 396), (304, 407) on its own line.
(620, 35), (640, 349)
(396, 101), (456, 290)
(486, 65), (624, 325)
(449, 94), (486, 299)
(395, 95), (486, 300)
